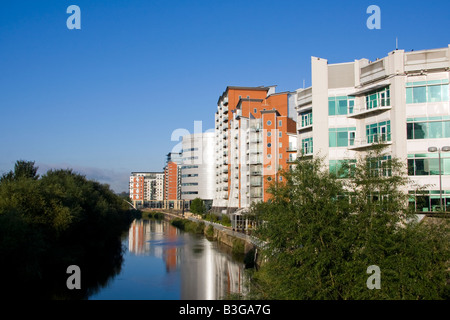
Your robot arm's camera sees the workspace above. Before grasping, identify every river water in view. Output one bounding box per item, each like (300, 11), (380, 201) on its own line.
(88, 218), (247, 300)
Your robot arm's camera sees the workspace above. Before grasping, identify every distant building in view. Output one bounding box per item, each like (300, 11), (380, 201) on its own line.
(155, 173), (164, 201)
(129, 171), (164, 207)
(180, 132), (215, 210)
(163, 152), (182, 203)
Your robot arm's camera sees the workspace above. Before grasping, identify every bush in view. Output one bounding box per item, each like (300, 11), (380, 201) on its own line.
(190, 198), (206, 214)
(221, 214), (231, 226)
(205, 225), (215, 238)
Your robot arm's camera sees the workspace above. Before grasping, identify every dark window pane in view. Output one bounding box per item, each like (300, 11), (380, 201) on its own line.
(408, 159), (415, 175)
(407, 123), (414, 139)
(415, 159), (427, 175)
(413, 122), (427, 139)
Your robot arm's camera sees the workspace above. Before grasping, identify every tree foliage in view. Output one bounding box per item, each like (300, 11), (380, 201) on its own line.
(250, 148), (449, 300)
(0, 160), (136, 299)
(190, 197), (206, 214)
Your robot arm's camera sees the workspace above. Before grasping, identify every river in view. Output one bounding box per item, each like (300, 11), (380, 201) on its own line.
(88, 218), (247, 300)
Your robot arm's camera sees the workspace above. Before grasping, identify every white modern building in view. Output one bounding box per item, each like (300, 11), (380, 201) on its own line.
(295, 45), (450, 212)
(155, 173), (164, 201)
(181, 132), (215, 209)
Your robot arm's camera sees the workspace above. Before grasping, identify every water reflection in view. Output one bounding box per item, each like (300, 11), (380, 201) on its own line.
(94, 219), (246, 300)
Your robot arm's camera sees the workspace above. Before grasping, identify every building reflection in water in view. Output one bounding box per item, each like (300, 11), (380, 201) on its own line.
(127, 219), (246, 300)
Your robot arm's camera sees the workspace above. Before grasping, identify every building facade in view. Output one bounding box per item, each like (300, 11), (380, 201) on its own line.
(129, 171), (164, 208)
(180, 132), (215, 209)
(212, 86), (298, 215)
(163, 152), (182, 202)
(295, 45), (450, 212)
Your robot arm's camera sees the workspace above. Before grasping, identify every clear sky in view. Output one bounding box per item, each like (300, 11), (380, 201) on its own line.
(0, 0), (449, 192)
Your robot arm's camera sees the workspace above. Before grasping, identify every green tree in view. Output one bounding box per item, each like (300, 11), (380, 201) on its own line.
(190, 197), (206, 214)
(0, 161), (134, 299)
(251, 156), (350, 299)
(0, 160), (39, 184)
(250, 149), (449, 300)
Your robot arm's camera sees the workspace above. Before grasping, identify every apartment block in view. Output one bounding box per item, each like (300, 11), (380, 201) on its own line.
(129, 172), (164, 208)
(180, 132), (215, 209)
(295, 45), (450, 212)
(163, 152), (182, 201)
(212, 86), (298, 214)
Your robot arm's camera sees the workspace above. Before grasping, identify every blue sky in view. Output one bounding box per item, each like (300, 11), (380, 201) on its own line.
(0, 0), (449, 192)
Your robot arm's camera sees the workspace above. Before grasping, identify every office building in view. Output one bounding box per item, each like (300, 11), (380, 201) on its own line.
(180, 132), (215, 209)
(295, 45), (450, 212)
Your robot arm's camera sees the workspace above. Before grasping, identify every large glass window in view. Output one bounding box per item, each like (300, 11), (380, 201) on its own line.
(409, 190), (450, 212)
(366, 121), (391, 144)
(406, 80), (449, 104)
(329, 159), (356, 178)
(329, 127), (356, 148)
(407, 153), (450, 176)
(406, 117), (450, 140)
(365, 87), (390, 110)
(328, 96), (355, 116)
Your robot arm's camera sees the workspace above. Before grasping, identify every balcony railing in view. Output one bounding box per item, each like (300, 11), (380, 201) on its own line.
(348, 136), (392, 150)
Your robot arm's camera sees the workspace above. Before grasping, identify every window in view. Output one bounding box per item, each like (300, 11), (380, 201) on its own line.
(301, 112), (313, 127)
(348, 99), (355, 114)
(279, 142), (282, 148)
(365, 87), (390, 110)
(329, 127), (356, 148)
(267, 143), (272, 148)
(267, 120), (272, 126)
(328, 96), (356, 116)
(279, 154), (282, 159)
(407, 117), (450, 140)
(408, 153), (450, 176)
(254, 108), (257, 114)
(267, 131), (272, 137)
(406, 80), (449, 104)
(279, 132), (282, 137)
(279, 176), (283, 181)
(267, 177), (272, 182)
(329, 159), (357, 178)
(279, 120), (282, 126)
(366, 121), (391, 144)
(267, 154), (271, 159)
(302, 137), (313, 154)
(349, 131), (355, 146)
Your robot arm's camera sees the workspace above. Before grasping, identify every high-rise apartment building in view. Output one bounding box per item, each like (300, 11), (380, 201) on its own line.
(295, 45), (450, 212)
(212, 86), (298, 214)
(163, 152), (182, 201)
(129, 171), (164, 208)
(155, 173), (164, 201)
(180, 132), (215, 209)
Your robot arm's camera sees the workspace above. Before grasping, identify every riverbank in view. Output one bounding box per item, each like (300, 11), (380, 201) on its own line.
(142, 209), (260, 267)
